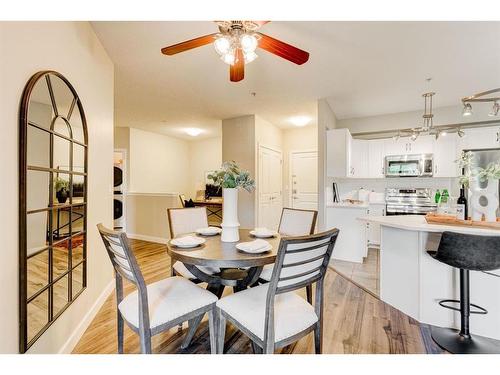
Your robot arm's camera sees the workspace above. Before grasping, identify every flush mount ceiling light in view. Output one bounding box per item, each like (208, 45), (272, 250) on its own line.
(160, 21), (309, 82)
(185, 128), (203, 137)
(289, 116), (311, 127)
(462, 88), (500, 117)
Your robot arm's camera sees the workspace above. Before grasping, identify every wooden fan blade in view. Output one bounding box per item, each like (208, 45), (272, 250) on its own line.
(257, 33), (309, 65)
(253, 21), (270, 28)
(161, 33), (217, 55)
(230, 49), (244, 82)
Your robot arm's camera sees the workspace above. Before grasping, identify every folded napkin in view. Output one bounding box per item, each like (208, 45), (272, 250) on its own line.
(237, 239), (270, 252)
(172, 235), (200, 246)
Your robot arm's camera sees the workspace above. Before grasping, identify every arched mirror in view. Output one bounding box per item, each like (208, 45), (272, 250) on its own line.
(19, 71), (88, 353)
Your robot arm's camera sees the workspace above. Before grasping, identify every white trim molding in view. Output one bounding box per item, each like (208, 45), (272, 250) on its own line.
(127, 233), (169, 244)
(57, 279), (115, 354)
(126, 192), (179, 197)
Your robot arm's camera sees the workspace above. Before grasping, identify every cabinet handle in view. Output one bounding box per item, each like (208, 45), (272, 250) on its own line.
(434, 164), (438, 175)
(497, 132), (499, 143)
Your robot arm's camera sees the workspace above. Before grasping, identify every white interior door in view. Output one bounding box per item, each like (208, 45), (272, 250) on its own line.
(258, 145), (283, 230)
(290, 151), (318, 210)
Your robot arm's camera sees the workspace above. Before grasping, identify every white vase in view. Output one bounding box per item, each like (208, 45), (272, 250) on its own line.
(469, 177), (499, 222)
(221, 188), (240, 242)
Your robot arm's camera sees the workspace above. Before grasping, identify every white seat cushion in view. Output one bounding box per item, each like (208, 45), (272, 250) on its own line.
(173, 261), (219, 279)
(216, 284), (318, 342)
(118, 276), (217, 329)
(259, 264), (274, 281)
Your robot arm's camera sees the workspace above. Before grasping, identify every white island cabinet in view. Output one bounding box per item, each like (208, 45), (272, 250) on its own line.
(359, 215), (500, 341)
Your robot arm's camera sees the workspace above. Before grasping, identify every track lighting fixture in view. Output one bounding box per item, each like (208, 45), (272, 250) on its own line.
(457, 128), (465, 138)
(489, 101), (499, 117)
(462, 103), (473, 117)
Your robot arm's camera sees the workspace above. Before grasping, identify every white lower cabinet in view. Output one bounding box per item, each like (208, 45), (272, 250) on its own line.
(367, 204), (385, 246)
(326, 206), (368, 263)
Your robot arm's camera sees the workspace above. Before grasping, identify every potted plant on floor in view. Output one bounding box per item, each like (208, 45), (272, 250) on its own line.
(54, 177), (70, 204)
(208, 161), (255, 242)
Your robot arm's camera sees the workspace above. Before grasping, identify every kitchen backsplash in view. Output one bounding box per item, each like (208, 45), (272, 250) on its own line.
(327, 177), (460, 203)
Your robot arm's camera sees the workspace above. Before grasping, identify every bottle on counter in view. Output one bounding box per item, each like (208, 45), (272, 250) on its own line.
(434, 189), (441, 204)
(441, 189), (449, 204)
(456, 186), (468, 220)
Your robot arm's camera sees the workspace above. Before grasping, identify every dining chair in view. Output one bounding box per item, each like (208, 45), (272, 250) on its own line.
(258, 208), (318, 303)
(97, 223), (217, 354)
(167, 207), (219, 281)
(216, 228), (339, 354)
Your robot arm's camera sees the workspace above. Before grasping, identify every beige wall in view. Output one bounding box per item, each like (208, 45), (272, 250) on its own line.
(318, 99), (337, 230)
(188, 137), (222, 198)
(126, 193), (180, 242)
(222, 115), (256, 228)
(129, 127), (190, 194)
(0, 22), (114, 353)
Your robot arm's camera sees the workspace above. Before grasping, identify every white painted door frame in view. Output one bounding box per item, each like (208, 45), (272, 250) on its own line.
(257, 143), (283, 228)
(289, 149), (318, 209)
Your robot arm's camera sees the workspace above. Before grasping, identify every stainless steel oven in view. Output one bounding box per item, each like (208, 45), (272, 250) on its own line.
(385, 154), (434, 177)
(385, 188), (437, 215)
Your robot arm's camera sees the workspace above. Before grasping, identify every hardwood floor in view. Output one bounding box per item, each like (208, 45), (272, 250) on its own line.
(331, 248), (379, 297)
(72, 239), (443, 354)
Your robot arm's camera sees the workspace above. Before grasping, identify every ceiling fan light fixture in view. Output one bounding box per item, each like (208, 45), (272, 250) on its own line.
(240, 33), (258, 53)
(214, 36), (231, 55)
(243, 50), (258, 64)
(221, 50), (235, 65)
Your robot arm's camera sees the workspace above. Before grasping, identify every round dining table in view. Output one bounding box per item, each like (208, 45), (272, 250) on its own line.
(166, 229), (281, 296)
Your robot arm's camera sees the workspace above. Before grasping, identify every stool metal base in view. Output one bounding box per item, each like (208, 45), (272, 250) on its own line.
(431, 326), (500, 354)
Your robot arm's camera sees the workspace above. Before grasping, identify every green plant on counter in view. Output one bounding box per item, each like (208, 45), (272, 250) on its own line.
(54, 177), (69, 193)
(207, 161), (256, 193)
(455, 150), (500, 187)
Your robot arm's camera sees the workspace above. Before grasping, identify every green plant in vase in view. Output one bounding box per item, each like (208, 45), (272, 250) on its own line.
(54, 177), (70, 204)
(207, 161), (255, 242)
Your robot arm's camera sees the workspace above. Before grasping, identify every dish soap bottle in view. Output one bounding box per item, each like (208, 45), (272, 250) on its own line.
(434, 189), (441, 204)
(441, 189), (449, 204)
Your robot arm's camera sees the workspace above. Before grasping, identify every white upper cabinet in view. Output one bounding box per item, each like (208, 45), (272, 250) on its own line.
(458, 126), (500, 151)
(410, 135), (433, 154)
(327, 128), (352, 177)
(433, 133), (460, 177)
(351, 139), (368, 178)
(368, 139), (386, 178)
(384, 138), (407, 156)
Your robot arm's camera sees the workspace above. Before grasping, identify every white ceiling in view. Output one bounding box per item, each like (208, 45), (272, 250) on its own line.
(91, 21), (500, 140)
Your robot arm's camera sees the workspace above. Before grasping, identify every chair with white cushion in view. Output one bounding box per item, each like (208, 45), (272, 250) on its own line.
(97, 224), (218, 354)
(258, 208), (318, 303)
(216, 228), (339, 354)
(167, 207), (219, 281)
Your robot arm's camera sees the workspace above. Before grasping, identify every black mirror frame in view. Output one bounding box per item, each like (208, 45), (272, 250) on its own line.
(19, 71), (88, 353)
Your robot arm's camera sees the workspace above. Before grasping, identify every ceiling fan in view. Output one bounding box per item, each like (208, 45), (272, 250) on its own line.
(161, 21), (310, 82)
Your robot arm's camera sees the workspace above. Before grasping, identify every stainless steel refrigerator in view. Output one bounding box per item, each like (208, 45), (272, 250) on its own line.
(464, 148), (500, 218)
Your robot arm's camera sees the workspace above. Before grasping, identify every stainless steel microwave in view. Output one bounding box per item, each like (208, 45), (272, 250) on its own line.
(385, 154), (434, 177)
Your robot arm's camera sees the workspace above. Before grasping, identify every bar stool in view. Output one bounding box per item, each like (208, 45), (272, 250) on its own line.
(428, 231), (500, 354)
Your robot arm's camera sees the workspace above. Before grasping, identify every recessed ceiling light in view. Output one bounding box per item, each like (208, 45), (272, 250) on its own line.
(185, 128), (203, 137)
(289, 116), (311, 127)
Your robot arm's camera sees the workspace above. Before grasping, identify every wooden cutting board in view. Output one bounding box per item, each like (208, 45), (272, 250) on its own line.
(425, 212), (500, 230)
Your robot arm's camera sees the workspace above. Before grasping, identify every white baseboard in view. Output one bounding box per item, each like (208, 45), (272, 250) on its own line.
(58, 279), (115, 354)
(127, 233), (169, 244)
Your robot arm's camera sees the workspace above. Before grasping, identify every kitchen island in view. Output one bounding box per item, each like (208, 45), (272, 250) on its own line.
(359, 214), (500, 340)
